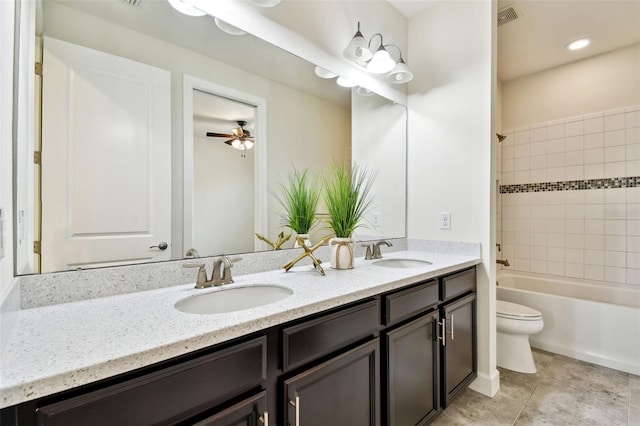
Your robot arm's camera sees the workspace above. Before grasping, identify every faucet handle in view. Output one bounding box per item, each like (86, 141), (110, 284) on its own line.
(183, 262), (208, 288)
(228, 257), (243, 266)
(361, 244), (373, 260)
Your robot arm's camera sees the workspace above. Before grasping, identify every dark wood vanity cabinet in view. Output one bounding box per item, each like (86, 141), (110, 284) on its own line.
(283, 339), (380, 426)
(2, 266), (478, 426)
(439, 268), (477, 408)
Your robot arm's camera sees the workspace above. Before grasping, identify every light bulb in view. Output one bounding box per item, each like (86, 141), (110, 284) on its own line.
(567, 38), (591, 50)
(367, 47), (395, 74)
(336, 77), (357, 88)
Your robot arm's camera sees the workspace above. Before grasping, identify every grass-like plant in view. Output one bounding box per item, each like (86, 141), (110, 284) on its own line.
(276, 167), (320, 235)
(323, 162), (377, 238)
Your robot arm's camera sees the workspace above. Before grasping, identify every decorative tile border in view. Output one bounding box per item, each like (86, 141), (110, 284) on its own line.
(499, 177), (640, 194)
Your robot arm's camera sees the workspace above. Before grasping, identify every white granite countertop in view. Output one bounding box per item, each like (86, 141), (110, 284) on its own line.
(0, 250), (480, 408)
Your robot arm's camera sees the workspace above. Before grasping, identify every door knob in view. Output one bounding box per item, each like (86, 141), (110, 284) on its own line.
(150, 242), (168, 250)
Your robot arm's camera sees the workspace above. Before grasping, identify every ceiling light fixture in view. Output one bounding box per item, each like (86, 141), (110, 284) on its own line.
(314, 66), (338, 79)
(248, 0), (282, 7)
(336, 76), (357, 88)
(567, 38), (591, 50)
(214, 17), (247, 35)
(167, 0), (205, 16)
(343, 22), (413, 84)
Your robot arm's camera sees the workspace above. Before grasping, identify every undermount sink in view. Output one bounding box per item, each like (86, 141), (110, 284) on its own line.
(372, 258), (433, 268)
(175, 285), (293, 314)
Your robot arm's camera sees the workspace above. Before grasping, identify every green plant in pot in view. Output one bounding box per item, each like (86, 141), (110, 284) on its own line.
(276, 167), (320, 247)
(323, 162), (377, 269)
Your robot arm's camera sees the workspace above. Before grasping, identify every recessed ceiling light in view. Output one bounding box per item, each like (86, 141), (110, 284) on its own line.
(567, 38), (591, 51)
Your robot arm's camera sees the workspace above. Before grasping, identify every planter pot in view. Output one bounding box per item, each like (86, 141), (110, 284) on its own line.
(294, 233), (311, 248)
(329, 237), (354, 269)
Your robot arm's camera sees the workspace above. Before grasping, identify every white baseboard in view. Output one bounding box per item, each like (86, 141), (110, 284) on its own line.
(469, 368), (500, 397)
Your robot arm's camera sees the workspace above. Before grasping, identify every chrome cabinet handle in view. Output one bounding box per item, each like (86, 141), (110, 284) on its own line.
(289, 395), (300, 426)
(437, 319), (446, 346)
(444, 314), (455, 340)
(259, 410), (268, 424)
(149, 242), (168, 250)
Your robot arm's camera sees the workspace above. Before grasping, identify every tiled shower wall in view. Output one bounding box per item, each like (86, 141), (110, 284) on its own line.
(498, 105), (640, 285)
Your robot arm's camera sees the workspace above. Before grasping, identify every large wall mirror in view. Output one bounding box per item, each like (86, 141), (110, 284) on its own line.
(15, 0), (407, 275)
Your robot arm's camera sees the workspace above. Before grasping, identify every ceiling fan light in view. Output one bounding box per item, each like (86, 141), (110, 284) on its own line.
(386, 59), (414, 84)
(343, 23), (373, 62)
(244, 140), (254, 150)
(336, 76), (357, 88)
(214, 17), (246, 35)
(167, 0), (206, 16)
(367, 46), (395, 74)
(231, 139), (242, 149)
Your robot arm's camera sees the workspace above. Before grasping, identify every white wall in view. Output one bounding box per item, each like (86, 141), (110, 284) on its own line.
(502, 44), (640, 130)
(0, 0), (16, 303)
(407, 1), (498, 396)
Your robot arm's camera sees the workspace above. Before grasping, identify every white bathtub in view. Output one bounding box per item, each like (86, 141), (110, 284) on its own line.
(497, 271), (640, 375)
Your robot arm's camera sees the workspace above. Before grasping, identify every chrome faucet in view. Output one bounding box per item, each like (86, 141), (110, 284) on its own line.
(372, 240), (392, 259)
(361, 243), (374, 260)
(497, 259), (510, 267)
(185, 248), (200, 258)
(183, 256), (242, 289)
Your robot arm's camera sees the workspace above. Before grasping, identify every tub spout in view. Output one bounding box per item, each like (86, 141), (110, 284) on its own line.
(497, 259), (510, 267)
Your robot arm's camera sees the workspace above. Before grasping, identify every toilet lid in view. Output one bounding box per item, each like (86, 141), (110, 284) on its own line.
(496, 300), (542, 319)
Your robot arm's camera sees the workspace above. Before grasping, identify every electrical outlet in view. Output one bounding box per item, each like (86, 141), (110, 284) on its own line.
(440, 212), (451, 230)
(372, 212), (381, 228)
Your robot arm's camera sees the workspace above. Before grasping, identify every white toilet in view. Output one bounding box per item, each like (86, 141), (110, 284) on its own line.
(496, 300), (544, 374)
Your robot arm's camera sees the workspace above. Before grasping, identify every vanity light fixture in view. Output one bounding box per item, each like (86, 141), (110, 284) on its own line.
(567, 37), (591, 50)
(356, 86), (375, 96)
(343, 22), (413, 84)
(248, 0), (282, 7)
(214, 17), (247, 36)
(314, 66), (338, 79)
(167, 0), (205, 16)
(336, 76), (357, 88)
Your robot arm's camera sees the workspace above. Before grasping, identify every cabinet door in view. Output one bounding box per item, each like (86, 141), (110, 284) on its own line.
(385, 311), (439, 426)
(193, 390), (268, 426)
(283, 339), (379, 426)
(441, 293), (477, 407)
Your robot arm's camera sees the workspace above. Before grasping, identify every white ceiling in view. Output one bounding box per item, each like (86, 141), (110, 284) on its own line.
(389, 0), (640, 82)
(496, 0), (640, 81)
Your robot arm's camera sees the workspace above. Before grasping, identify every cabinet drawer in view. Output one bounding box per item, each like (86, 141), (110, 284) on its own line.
(382, 279), (438, 325)
(440, 268), (476, 301)
(282, 299), (379, 371)
(36, 336), (267, 426)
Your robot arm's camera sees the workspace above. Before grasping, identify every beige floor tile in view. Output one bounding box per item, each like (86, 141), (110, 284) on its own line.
(436, 387), (523, 426)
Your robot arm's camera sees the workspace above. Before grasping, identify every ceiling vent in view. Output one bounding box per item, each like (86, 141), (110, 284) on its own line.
(497, 6), (519, 26)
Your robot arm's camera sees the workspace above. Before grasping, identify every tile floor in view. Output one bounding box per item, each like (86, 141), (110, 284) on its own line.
(433, 350), (640, 425)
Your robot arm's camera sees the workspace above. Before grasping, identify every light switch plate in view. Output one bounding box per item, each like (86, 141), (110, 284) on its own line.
(440, 211), (451, 230)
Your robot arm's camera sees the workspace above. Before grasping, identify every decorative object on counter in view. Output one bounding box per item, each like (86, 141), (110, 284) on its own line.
(276, 167), (320, 246)
(255, 232), (291, 250)
(323, 162), (377, 269)
(329, 237), (354, 269)
(283, 235), (332, 276)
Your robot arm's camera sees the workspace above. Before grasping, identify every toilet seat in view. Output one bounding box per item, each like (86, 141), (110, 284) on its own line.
(497, 300), (542, 321)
